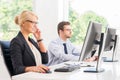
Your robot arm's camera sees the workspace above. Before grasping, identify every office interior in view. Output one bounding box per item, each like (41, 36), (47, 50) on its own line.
(0, 0), (120, 80)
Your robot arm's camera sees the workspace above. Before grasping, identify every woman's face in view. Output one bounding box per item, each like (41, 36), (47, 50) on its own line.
(22, 16), (38, 34)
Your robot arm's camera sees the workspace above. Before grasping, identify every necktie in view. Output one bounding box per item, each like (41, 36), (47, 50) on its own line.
(63, 43), (68, 54)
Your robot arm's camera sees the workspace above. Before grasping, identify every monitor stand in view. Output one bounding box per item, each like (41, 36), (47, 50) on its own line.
(84, 67), (104, 73)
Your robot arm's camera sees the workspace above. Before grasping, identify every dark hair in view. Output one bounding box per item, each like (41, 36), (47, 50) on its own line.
(57, 21), (70, 35)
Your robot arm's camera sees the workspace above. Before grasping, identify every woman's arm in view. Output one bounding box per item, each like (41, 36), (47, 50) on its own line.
(37, 40), (47, 53)
(10, 38), (25, 74)
(25, 65), (49, 73)
(33, 26), (47, 53)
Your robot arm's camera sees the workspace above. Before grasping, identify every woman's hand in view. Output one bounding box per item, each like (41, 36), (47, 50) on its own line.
(25, 64), (50, 73)
(37, 65), (50, 73)
(33, 26), (42, 40)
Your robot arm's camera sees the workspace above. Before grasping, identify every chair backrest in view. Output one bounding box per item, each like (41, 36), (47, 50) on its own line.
(0, 41), (14, 76)
(0, 45), (11, 80)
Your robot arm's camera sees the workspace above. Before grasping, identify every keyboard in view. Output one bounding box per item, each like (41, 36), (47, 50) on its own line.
(64, 61), (95, 67)
(54, 64), (80, 72)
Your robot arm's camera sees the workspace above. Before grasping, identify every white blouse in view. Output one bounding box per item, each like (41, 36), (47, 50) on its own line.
(30, 44), (42, 66)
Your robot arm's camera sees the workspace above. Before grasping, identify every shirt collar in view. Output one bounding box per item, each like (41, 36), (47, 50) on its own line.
(58, 37), (69, 44)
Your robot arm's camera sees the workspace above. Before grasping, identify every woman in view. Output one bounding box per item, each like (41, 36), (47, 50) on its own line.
(10, 10), (49, 75)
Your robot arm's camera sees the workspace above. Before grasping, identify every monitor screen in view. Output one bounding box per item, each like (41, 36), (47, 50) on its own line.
(79, 21), (102, 61)
(104, 27), (116, 51)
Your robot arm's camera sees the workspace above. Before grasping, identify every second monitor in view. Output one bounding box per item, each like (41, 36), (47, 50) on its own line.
(103, 27), (119, 62)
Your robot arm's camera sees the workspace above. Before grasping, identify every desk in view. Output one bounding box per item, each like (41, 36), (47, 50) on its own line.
(12, 61), (120, 80)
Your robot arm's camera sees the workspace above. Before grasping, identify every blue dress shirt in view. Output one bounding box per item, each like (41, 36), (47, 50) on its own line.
(47, 37), (80, 66)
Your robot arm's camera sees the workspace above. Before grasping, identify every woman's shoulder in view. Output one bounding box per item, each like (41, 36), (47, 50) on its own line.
(11, 32), (24, 42)
(11, 35), (25, 46)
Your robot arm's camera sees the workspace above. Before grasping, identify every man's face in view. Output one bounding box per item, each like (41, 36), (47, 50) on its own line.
(62, 25), (72, 38)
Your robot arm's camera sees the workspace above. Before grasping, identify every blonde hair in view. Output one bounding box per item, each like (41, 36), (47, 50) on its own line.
(14, 10), (38, 26)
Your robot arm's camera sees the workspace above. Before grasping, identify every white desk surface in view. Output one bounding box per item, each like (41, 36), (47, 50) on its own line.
(12, 61), (120, 80)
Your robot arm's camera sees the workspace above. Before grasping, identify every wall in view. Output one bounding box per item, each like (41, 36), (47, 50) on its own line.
(33, 0), (69, 48)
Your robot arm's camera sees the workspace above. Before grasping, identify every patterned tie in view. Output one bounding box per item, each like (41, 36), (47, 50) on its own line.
(63, 43), (68, 54)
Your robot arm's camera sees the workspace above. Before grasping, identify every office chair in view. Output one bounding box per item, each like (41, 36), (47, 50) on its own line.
(0, 41), (14, 76)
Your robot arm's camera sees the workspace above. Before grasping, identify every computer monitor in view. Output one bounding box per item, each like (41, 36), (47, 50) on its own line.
(112, 35), (119, 61)
(83, 33), (106, 72)
(103, 27), (118, 62)
(104, 28), (116, 51)
(78, 21), (105, 72)
(79, 21), (102, 61)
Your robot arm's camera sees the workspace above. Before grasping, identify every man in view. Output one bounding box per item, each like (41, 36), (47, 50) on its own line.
(47, 21), (80, 66)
